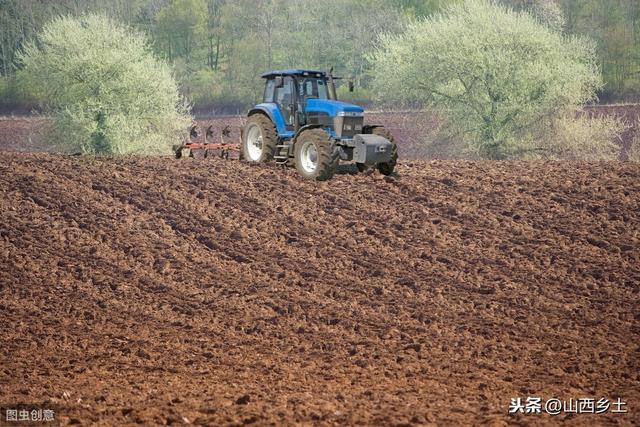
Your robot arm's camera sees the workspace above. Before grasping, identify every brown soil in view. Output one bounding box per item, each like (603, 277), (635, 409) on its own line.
(1, 152), (638, 426)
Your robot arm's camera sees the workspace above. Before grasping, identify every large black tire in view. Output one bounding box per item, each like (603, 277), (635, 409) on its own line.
(241, 114), (277, 163)
(294, 129), (339, 181)
(371, 126), (398, 176)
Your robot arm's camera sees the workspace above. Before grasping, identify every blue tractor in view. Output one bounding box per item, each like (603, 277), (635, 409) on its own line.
(241, 69), (397, 181)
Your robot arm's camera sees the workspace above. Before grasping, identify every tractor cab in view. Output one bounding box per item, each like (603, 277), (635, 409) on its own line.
(242, 68), (397, 181)
(259, 69), (363, 138)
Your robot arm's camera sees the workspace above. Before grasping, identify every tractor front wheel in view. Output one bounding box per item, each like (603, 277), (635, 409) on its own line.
(371, 126), (398, 176)
(294, 129), (339, 181)
(241, 114), (277, 163)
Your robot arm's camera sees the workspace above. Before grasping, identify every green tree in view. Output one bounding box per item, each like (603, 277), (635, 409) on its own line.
(560, 0), (640, 99)
(3, 0), (638, 111)
(18, 14), (190, 154)
(156, 0), (208, 66)
(391, 0), (462, 18)
(206, 0), (225, 71)
(371, 0), (601, 159)
(501, 0), (565, 32)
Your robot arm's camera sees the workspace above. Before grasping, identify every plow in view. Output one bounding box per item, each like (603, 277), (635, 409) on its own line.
(173, 124), (241, 160)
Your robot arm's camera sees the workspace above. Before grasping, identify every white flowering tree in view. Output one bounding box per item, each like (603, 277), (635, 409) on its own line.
(19, 14), (191, 155)
(371, 0), (602, 159)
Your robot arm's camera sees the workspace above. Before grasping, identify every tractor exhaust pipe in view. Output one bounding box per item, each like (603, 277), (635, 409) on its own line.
(328, 67), (337, 100)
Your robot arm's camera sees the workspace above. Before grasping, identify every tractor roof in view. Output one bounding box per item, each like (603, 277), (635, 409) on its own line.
(261, 69), (326, 78)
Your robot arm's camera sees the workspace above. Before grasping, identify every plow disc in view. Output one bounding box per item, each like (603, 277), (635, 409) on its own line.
(174, 124), (241, 159)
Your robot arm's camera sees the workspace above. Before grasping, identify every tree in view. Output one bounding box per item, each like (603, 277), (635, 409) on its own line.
(559, 0), (640, 100)
(156, 0), (208, 66)
(391, 0), (462, 18)
(18, 14), (190, 154)
(501, 0), (565, 32)
(2, 0), (638, 111)
(206, 0), (225, 71)
(371, 0), (601, 159)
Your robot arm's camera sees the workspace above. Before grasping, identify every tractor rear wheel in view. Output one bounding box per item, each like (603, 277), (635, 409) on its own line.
(371, 126), (398, 176)
(294, 129), (339, 181)
(241, 114), (277, 163)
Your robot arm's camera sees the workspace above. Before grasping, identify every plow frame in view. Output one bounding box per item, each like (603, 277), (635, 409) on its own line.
(174, 124), (241, 159)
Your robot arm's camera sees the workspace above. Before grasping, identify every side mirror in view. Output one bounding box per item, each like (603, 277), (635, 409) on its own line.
(348, 81), (354, 92)
(276, 76), (284, 88)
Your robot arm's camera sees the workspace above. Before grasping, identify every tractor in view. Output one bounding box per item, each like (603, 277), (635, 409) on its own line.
(241, 69), (397, 181)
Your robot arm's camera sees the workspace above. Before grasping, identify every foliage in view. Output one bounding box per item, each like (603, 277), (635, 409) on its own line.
(2, 0), (640, 109)
(628, 122), (640, 162)
(530, 0), (565, 32)
(560, 0), (640, 100)
(529, 113), (627, 160)
(370, 0), (601, 159)
(391, 0), (463, 18)
(336, 85), (374, 107)
(156, 0), (208, 66)
(1, 0), (404, 110)
(501, 0), (565, 32)
(0, 74), (38, 112)
(18, 14), (190, 154)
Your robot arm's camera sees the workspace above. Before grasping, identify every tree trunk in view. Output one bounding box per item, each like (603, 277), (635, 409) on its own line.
(0, 30), (7, 76)
(214, 37), (220, 71)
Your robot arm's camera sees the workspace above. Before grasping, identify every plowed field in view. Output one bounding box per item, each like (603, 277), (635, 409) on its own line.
(1, 152), (638, 425)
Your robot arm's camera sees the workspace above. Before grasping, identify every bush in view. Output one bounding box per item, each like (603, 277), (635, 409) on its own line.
(0, 75), (40, 114)
(529, 113), (628, 160)
(18, 14), (191, 154)
(182, 69), (218, 106)
(370, 0), (601, 159)
(336, 85), (374, 107)
(628, 122), (640, 162)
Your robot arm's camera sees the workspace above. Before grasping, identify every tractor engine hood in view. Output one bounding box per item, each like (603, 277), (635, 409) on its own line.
(305, 99), (364, 117)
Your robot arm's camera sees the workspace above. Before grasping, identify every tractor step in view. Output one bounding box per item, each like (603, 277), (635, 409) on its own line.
(274, 156), (288, 165)
(275, 144), (290, 164)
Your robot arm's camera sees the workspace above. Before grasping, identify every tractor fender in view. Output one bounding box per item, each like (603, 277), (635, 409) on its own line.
(293, 124), (325, 144)
(247, 103), (288, 136)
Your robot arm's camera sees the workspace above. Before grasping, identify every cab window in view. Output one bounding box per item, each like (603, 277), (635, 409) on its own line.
(264, 79), (275, 103)
(274, 76), (295, 126)
(275, 77), (294, 106)
(298, 78), (329, 99)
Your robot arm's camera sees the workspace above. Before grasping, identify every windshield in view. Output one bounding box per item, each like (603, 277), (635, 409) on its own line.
(297, 77), (329, 100)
